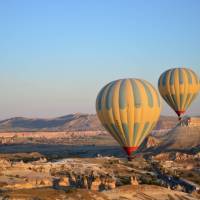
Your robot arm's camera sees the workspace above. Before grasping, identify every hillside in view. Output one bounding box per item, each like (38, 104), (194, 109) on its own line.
(0, 114), (178, 132)
(157, 126), (200, 152)
(142, 125), (200, 155)
(154, 116), (177, 130)
(0, 114), (103, 132)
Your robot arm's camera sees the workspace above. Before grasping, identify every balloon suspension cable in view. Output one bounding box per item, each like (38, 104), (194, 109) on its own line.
(177, 113), (182, 121)
(123, 147), (138, 161)
(176, 111), (185, 122)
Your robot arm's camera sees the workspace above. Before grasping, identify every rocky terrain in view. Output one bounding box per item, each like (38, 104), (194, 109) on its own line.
(0, 115), (200, 199)
(0, 156), (199, 200)
(2, 185), (198, 200)
(142, 126), (200, 154)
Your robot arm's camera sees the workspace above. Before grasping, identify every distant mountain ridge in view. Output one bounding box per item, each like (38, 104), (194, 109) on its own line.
(0, 113), (178, 132)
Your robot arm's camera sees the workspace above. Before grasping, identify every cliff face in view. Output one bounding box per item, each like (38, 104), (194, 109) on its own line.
(157, 126), (200, 151)
(141, 125), (200, 157)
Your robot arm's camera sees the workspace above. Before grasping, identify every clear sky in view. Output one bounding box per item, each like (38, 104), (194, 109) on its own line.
(0, 0), (199, 119)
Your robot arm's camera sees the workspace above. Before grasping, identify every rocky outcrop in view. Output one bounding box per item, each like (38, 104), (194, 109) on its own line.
(58, 176), (70, 187)
(4, 177), (53, 190)
(3, 156), (200, 196)
(0, 158), (140, 191)
(146, 136), (161, 148)
(175, 152), (200, 161)
(153, 153), (172, 161)
(153, 152), (200, 161)
(56, 173), (116, 191)
(130, 176), (139, 186)
(174, 184), (184, 192)
(106, 178), (116, 190)
(90, 177), (101, 190)
(0, 159), (11, 170)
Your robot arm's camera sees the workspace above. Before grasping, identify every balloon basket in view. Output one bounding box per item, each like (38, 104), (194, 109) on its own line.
(128, 156), (133, 161)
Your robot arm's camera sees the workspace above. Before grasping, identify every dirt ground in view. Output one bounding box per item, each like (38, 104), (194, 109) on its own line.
(1, 185), (199, 200)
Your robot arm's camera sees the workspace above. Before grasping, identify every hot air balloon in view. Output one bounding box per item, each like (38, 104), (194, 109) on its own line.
(158, 67), (200, 120)
(96, 78), (161, 160)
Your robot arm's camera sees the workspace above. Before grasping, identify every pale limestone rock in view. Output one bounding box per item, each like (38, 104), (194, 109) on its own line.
(175, 184), (184, 192)
(90, 177), (101, 191)
(58, 176), (70, 187)
(69, 174), (76, 186)
(130, 176), (139, 186)
(39, 178), (53, 186)
(82, 176), (88, 189)
(0, 159), (11, 169)
(146, 136), (160, 148)
(107, 178), (116, 189)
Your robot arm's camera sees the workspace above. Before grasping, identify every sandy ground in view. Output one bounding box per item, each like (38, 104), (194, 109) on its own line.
(1, 185), (199, 200)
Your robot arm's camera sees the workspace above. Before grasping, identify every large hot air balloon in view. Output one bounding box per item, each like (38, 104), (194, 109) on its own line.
(96, 78), (161, 160)
(158, 67), (200, 120)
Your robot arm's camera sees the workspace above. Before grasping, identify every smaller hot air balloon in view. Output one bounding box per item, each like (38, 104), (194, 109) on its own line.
(158, 67), (199, 120)
(96, 78), (161, 160)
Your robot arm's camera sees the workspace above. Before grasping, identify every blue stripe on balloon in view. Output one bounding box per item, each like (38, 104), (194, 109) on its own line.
(162, 71), (167, 86)
(165, 94), (172, 105)
(138, 80), (153, 107)
(171, 94), (177, 107)
(119, 80), (127, 109)
(106, 81), (115, 110)
(131, 79), (141, 108)
(182, 93), (191, 109)
(111, 123), (124, 144)
(180, 94), (184, 109)
(170, 69), (175, 85)
(185, 69), (192, 84)
(190, 70), (199, 84)
(137, 122), (150, 145)
(132, 122), (139, 145)
(97, 85), (108, 111)
(104, 123), (123, 145)
(178, 68), (184, 84)
(122, 123), (129, 142)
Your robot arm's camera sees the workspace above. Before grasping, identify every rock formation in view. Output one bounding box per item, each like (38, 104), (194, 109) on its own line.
(58, 176), (70, 187)
(130, 176), (139, 186)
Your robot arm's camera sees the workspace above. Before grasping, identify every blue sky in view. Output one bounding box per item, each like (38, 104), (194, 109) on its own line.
(0, 0), (199, 119)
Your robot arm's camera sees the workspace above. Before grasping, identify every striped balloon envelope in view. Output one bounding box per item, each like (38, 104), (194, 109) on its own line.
(96, 78), (161, 160)
(158, 67), (200, 120)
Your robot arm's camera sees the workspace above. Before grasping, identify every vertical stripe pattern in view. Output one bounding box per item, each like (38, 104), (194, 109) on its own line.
(158, 67), (199, 117)
(96, 78), (161, 149)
